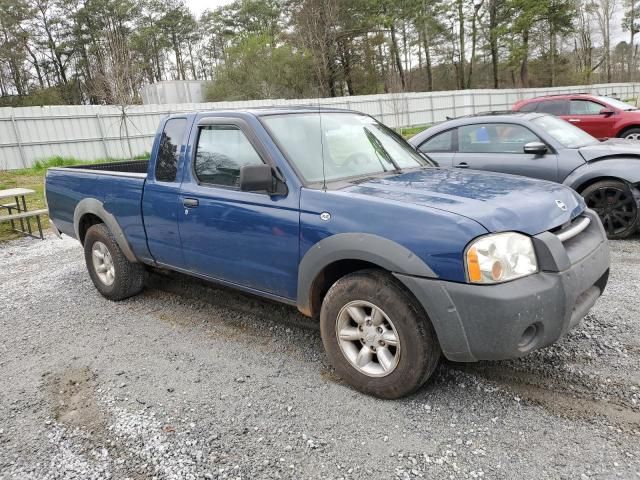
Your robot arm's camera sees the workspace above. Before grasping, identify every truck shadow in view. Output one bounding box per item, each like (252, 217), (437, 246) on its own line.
(142, 268), (640, 430)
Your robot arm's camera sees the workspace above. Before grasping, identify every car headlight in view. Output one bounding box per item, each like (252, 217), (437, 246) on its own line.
(465, 232), (538, 284)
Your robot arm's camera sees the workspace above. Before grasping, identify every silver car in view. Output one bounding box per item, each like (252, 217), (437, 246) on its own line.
(409, 112), (640, 239)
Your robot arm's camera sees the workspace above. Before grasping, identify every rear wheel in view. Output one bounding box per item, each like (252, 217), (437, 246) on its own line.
(582, 180), (638, 239)
(620, 127), (640, 141)
(84, 223), (147, 300)
(320, 270), (440, 399)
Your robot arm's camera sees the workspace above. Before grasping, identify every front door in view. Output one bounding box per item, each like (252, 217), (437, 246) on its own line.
(453, 123), (559, 182)
(177, 119), (299, 300)
(566, 99), (617, 139)
(416, 128), (456, 167)
(142, 117), (189, 267)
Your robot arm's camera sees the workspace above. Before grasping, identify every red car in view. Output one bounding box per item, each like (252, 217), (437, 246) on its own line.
(512, 93), (640, 141)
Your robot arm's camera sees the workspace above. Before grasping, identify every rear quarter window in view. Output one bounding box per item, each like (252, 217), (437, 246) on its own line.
(518, 102), (538, 113)
(418, 130), (454, 152)
(155, 118), (187, 182)
(537, 100), (567, 115)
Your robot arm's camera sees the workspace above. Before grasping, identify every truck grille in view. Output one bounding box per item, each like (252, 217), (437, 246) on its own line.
(554, 215), (591, 243)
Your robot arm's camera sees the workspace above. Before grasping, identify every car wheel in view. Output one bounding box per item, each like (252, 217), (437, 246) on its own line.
(320, 269), (441, 399)
(84, 223), (147, 300)
(582, 180), (638, 239)
(621, 128), (640, 141)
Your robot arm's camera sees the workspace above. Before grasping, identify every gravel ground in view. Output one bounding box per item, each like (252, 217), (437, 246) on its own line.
(0, 234), (639, 480)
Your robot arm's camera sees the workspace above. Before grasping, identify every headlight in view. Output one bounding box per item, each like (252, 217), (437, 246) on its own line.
(465, 232), (538, 284)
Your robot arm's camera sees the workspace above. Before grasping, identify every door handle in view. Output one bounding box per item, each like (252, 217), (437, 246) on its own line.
(183, 198), (199, 208)
(568, 118), (580, 123)
(455, 162), (469, 169)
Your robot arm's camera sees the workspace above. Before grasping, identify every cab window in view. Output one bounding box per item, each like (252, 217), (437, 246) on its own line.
(458, 123), (541, 153)
(570, 100), (604, 115)
(194, 125), (264, 187)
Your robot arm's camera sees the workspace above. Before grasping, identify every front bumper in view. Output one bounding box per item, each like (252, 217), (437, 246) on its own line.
(396, 209), (610, 362)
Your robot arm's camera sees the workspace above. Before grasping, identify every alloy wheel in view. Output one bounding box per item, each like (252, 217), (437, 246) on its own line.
(585, 186), (637, 237)
(92, 241), (115, 286)
(335, 300), (401, 377)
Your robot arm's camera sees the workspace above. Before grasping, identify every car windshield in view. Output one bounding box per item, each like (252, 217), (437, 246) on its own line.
(531, 114), (599, 148)
(595, 96), (638, 111)
(261, 112), (430, 183)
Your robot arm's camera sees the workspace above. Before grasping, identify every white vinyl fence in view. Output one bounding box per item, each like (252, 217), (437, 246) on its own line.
(2, 82), (639, 170)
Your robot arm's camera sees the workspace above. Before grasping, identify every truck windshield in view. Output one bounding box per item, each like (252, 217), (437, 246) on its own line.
(531, 114), (599, 148)
(262, 112), (430, 183)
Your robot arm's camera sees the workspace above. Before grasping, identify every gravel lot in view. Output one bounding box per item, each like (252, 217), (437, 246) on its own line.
(0, 234), (639, 480)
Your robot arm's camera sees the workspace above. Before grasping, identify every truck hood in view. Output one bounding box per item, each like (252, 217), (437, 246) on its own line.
(579, 138), (640, 162)
(344, 168), (585, 235)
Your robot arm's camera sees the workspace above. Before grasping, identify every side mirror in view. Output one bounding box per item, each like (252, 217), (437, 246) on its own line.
(523, 142), (548, 155)
(239, 164), (287, 196)
(599, 108), (614, 116)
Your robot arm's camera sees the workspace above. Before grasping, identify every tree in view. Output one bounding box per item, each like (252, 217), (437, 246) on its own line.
(589, 0), (617, 82)
(0, 0), (633, 104)
(623, 0), (640, 79)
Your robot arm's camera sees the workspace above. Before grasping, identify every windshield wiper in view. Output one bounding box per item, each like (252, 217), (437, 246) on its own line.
(363, 127), (403, 173)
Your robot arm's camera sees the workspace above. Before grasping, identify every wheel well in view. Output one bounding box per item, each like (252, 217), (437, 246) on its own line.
(617, 125), (640, 138)
(78, 213), (104, 244)
(576, 176), (627, 194)
(307, 259), (382, 317)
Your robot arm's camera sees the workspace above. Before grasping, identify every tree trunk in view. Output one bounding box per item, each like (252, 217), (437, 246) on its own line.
(25, 44), (45, 89)
(520, 30), (529, 87)
(389, 23), (405, 90)
(327, 55), (337, 97)
(172, 33), (184, 80)
(39, 6), (68, 85)
(489, 0), (499, 88)
(339, 41), (355, 96)
(457, 0), (466, 89)
(630, 2), (636, 81)
(467, 1), (483, 88)
(421, 21), (433, 91)
(188, 41), (197, 79)
(550, 29), (556, 86)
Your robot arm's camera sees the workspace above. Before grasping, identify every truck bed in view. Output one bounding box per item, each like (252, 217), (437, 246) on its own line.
(66, 159), (149, 175)
(46, 160), (151, 262)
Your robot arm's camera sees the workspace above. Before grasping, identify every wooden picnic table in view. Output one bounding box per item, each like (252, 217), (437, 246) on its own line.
(0, 188), (47, 239)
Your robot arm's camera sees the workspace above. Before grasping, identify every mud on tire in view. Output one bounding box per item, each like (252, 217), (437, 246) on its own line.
(320, 269), (441, 399)
(84, 223), (147, 301)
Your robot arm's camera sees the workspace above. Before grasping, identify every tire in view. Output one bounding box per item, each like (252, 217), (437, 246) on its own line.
(619, 127), (640, 141)
(320, 269), (441, 399)
(581, 180), (639, 239)
(84, 223), (147, 300)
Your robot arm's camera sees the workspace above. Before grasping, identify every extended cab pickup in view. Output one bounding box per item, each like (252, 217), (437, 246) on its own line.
(46, 108), (611, 398)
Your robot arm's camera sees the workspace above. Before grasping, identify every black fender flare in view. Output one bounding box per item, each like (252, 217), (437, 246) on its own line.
(297, 233), (436, 315)
(563, 160), (640, 191)
(73, 198), (139, 263)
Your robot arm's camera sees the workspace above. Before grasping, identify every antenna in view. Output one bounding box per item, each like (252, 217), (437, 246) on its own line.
(318, 93), (327, 191)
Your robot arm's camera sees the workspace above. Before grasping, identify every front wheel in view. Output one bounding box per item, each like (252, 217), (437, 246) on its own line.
(84, 223), (147, 300)
(620, 127), (640, 141)
(582, 180), (638, 239)
(320, 270), (441, 399)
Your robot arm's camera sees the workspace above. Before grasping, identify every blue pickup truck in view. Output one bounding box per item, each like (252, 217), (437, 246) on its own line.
(46, 108), (610, 398)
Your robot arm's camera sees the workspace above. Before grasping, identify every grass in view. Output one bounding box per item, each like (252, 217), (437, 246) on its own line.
(397, 125), (430, 138)
(0, 155), (148, 242)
